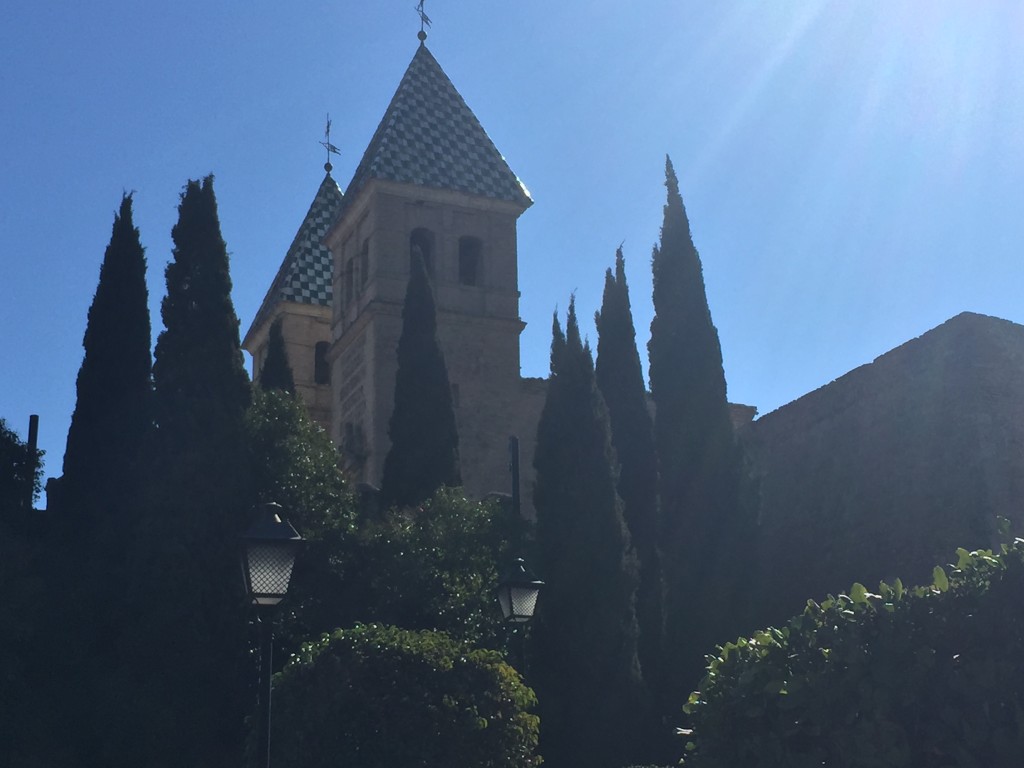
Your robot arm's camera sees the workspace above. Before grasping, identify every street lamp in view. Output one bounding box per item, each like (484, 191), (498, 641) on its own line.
(242, 502), (303, 768)
(497, 558), (543, 673)
(497, 557), (544, 623)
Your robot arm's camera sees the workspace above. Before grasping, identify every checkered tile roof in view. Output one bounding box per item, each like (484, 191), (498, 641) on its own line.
(344, 44), (532, 207)
(247, 173), (343, 339)
(276, 173), (344, 306)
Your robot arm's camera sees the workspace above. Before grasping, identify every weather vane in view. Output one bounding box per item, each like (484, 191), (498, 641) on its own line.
(415, 0), (431, 42)
(320, 114), (340, 174)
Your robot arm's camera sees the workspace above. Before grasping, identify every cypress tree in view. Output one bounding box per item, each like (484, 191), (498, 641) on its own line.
(121, 176), (253, 768)
(61, 193), (152, 531)
(532, 299), (645, 768)
(648, 158), (749, 709)
(54, 194), (153, 765)
(379, 250), (461, 509)
(259, 317), (295, 393)
(594, 246), (666, 746)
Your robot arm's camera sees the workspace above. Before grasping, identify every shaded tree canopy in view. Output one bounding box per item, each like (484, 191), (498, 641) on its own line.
(0, 417), (41, 516)
(683, 542), (1024, 768)
(61, 192), (152, 533)
(647, 157), (750, 711)
(379, 250), (461, 509)
(118, 176), (254, 768)
(532, 299), (646, 768)
(595, 246), (663, 697)
(43, 194), (153, 768)
(270, 624), (540, 768)
(648, 156), (734, 547)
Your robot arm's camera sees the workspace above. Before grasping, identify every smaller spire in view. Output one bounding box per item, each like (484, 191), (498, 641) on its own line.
(415, 0), (431, 43)
(320, 114), (341, 174)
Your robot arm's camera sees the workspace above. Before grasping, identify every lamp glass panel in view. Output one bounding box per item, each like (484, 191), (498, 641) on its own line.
(247, 543), (296, 605)
(507, 585), (539, 623)
(498, 588), (513, 620)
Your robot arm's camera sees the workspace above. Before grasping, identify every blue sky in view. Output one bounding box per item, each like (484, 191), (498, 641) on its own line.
(3, 1), (1024, 492)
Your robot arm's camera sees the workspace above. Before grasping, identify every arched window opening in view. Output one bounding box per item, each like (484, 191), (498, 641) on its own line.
(458, 236), (482, 286)
(314, 341), (330, 385)
(410, 228), (435, 276)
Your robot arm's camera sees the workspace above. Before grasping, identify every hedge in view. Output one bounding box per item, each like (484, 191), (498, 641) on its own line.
(682, 538), (1024, 767)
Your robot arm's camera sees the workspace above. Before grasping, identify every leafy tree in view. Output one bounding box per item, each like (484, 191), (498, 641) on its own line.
(595, 247), (664, 707)
(0, 417), (41, 516)
(258, 317), (295, 393)
(647, 157), (749, 706)
(531, 300), (646, 768)
(117, 176), (253, 768)
(0, 418), (48, 766)
(244, 388), (524, 679)
(245, 385), (356, 659)
(355, 489), (524, 646)
(60, 192), (152, 533)
(246, 387), (349, 537)
(281, 486), (524, 654)
(379, 250), (461, 509)
(269, 624), (541, 768)
(682, 541), (1024, 768)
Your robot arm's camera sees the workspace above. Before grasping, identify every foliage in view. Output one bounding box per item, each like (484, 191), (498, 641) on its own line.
(258, 317), (295, 393)
(682, 540), (1024, 768)
(282, 487), (525, 653)
(0, 417), (41, 515)
(151, 176), (252, 459)
(118, 176), (254, 768)
(379, 249), (461, 509)
(60, 192), (152, 532)
(356, 488), (526, 646)
(647, 157), (751, 706)
(269, 624), (541, 768)
(38, 193), (154, 767)
(245, 385), (357, 660)
(245, 387), (351, 538)
(0, 480), (53, 766)
(595, 246), (664, 712)
(532, 299), (646, 768)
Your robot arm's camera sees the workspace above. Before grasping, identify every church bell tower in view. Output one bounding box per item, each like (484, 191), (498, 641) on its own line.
(324, 40), (533, 497)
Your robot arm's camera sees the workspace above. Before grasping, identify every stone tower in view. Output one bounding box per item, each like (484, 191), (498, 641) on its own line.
(324, 42), (535, 499)
(247, 40), (546, 503)
(243, 174), (344, 429)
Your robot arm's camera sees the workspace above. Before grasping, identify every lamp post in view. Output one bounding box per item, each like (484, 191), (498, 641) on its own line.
(497, 558), (544, 671)
(242, 503), (303, 768)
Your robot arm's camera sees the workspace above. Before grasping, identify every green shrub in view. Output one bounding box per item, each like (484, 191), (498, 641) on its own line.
(270, 624), (540, 768)
(682, 540), (1024, 767)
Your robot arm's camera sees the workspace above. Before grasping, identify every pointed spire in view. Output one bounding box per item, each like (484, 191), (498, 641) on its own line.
(243, 173), (344, 347)
(343, 45), (531, 207)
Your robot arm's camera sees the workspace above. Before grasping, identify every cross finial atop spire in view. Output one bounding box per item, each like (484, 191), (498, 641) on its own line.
(415, 0), (431, 42)
(320, 114), (340, 174)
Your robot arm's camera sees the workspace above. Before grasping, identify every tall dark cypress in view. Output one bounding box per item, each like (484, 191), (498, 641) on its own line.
(594, 246), (665, 746)
(123, 176), (253, 768)
(54, 194), (153, 765)
(648, 158), (748, 709)
(259, 317), (295, 393)
(532, 299), (645, 768)
(379, 251), (461, 509)
(61, 193), (152, 530)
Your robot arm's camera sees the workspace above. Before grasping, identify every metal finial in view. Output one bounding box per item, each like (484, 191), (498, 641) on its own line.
(320, 114), (340, 174)
(415, 0), (431, 41)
